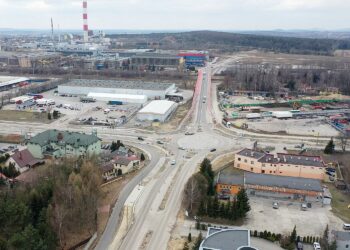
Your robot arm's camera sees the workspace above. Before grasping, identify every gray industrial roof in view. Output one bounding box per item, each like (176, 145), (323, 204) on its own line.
(61, 79), (175, 91)
(236, 148), (265, 159)
(29, 129), (100, 148)
(201, 228), (250, 250)
(216, 172), (244, 186)
(332, 231), (350, 241)
(245, 172), (323, 192)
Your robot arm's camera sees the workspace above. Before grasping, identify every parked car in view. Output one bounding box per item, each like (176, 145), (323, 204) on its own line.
(273, 202), (279, 209)
(313, 242), (321, 250)
(297, 241), (303, 250)
(343, 223), (350, 230)
(137, 137), (144, 141)
(178, 146), (185, 150)
(157, 140), (164, 145)
(301, 203), (307, 211)
(171, 160), (176, 165)
(210, 148), (217, 152)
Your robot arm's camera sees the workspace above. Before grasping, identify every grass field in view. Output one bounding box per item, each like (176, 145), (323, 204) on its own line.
(326, 184), (350, 223)
(0, 110), (52, 123)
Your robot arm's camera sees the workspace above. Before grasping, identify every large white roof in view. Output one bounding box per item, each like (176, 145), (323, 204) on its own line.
(138, 100), (176, 115)
(87, 92), (147, 100)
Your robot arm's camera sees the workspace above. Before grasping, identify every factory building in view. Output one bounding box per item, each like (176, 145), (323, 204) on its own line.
(178, 52), (207, 67)
(130, 53), (184, 70)
(137, 100), (178, 122)
(87, 93), (147, 104)
(58, 79), (177, 99)
(0, 76), (30, 92)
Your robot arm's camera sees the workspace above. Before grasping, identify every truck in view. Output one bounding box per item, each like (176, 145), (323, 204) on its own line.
(108, 100), (123, 105)
(80, 96), (96, 103)
(246, 113), (261, 119)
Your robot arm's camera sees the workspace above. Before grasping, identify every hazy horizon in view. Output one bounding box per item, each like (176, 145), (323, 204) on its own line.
(0, 0), (349, 31)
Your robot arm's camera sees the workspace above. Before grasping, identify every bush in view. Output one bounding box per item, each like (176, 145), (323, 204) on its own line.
(263, 230), (268, 239)
(253, 230), (258, 237)
(201, 224), (207, 231)
(259, 232), (264, 238)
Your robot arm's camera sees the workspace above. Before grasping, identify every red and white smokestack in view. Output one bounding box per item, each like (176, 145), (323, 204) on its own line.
(83, 1), (89, 42)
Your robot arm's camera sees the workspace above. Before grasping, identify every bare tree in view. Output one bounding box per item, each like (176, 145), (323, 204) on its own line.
(184, 173), (208, 212)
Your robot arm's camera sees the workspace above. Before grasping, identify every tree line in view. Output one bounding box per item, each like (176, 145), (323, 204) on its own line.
(0, 159), (102, 249)
(221, 64), (350, 95)
(184, 158), (250, 223)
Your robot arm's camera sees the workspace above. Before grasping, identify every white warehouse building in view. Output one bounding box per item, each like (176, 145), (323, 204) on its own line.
(87, 92), (147, 104)
(58, 79), (177, 99)
(137, 100), (178, 122)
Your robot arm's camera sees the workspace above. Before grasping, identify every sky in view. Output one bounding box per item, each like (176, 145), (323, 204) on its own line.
(0, 0), (349, 31)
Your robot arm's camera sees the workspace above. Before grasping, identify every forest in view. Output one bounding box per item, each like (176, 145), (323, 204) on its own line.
(221, 65), (350, 95)
(0, 160), (102, 250)
(108, 30), (350, 55)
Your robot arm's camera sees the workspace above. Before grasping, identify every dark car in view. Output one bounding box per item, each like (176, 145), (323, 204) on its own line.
(210, 148), (217, 152)
(138, 137), (144, 141)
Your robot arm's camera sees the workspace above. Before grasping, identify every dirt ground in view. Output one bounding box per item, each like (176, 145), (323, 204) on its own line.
(96, 171), (139, 236)
(0, 110), (53, 123)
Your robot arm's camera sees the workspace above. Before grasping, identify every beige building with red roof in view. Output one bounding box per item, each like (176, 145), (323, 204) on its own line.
(234, 148), (325, 180)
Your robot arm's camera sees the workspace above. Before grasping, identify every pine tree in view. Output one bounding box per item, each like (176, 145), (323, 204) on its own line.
(206, 197), (213, 217)
(212, 196), (219, 218)
(290, 226), (297, 243)
(329, 240), (337, 250)
(219, 202), (226, 219)
(324, 138), (335, 154)
(140, 153), (146, 161)
(193, 233), (203, 250)
(198, 199), (206, 216)
(236, 189), (250, 218)
(188, 232), (192, 242)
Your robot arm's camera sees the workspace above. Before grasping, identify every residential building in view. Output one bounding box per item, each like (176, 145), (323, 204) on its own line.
(101, 155), (140, 181)
(234, 148), (325, 180)
(6, 149), (43, 173)
(331, 231), (350, 249)
(27, 129), (101, 159)
(200, 227), (258, 250)
(216, 172), (324, 202)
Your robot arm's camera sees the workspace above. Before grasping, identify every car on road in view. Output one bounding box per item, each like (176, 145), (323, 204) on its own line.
(185, 131), (195, 135)
(202, 100), (206, 103)
(313, 242), (321, 250)
(171, 160), (176, 165)
(137, 137), (144, 141)
(210, 148), (216, 152)
(178, 146), (185, 150)
(272, 202), (279, 209)
(157, 140), (164, 145)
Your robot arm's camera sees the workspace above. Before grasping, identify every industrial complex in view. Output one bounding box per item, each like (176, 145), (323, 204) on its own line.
(58, 79), (177, 100)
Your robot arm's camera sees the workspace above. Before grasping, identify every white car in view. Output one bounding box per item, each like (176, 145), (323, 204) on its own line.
(313, 242), (321, 250)
(171, 160), (176, 165)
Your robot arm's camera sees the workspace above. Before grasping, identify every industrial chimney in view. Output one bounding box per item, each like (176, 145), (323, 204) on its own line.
(83, 1), (89, 43)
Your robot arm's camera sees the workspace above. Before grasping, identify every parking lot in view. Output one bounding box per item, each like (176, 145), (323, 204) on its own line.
(243, 196), (345, 237)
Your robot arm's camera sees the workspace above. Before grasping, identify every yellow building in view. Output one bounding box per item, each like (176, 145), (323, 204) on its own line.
(234, 148), (325, 180)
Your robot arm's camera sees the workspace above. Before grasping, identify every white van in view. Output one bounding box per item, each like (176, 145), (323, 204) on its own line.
(343, 223), (350, 230)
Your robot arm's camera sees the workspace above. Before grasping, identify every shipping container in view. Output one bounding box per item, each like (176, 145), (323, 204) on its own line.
(108, 100), (123, 105)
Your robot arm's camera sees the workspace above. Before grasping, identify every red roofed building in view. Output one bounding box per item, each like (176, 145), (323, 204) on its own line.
(234, 148), (326, 180)
(7, 149), (43, 173)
